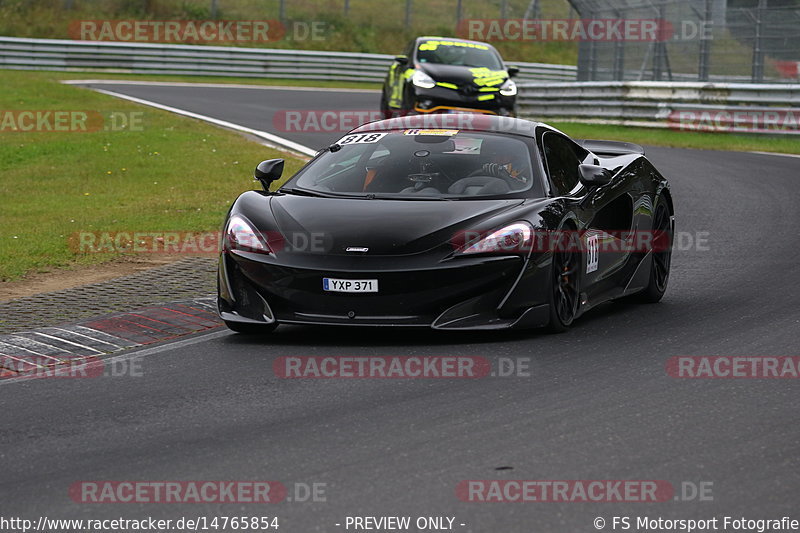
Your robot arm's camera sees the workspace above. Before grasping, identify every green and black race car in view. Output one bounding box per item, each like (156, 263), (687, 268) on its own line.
(380, 36), (519, 118)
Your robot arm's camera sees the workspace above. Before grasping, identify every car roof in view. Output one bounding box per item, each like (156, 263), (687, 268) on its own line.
(349, 113), (552, 139)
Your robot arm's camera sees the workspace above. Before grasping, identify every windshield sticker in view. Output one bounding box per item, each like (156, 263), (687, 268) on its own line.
(419, 40), (489, 51)
(403, 129), (459, 136)
(336, 133), (388, 145)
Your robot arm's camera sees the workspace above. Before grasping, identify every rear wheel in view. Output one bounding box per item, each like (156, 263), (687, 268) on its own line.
(547, 238), (581, 333)
(635, 198), (673, 303)
(224, 321), (278, 335)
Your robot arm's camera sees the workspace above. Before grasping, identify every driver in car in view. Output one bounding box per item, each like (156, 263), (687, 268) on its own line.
(474, 153), (530, 188)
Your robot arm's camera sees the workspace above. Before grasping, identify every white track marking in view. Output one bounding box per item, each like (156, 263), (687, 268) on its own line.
(85, 87), (318, 158)
(73, 326), (132, 347)
(0, 341), (47, 358)
(49, 327), (123, 350)
(31, 332), (104, 354)
(0, 339), (62, 361)
(0, 352), (41, 368)
(62, 79), (380, 93)
(0, 329), (229, 386)
(748, 151), (800, 159)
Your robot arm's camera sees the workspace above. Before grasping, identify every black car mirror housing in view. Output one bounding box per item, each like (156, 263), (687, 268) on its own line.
(506, 65), (520, 77)
(254, 159), (285, 191)
(578, 164), (613, 187)
(394, 55), (409, 65)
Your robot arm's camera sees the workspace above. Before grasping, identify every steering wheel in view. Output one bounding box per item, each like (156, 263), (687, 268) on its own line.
(468, 163), (522, 190)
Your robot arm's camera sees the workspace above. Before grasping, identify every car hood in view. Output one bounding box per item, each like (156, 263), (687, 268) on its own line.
(419, 63), (508, 88)
(268, 194), (525, 256)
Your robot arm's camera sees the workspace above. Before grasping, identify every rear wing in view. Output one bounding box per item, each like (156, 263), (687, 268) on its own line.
(577, 139), (645, 157)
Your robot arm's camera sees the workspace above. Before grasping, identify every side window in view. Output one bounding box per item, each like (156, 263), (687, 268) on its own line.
(541, 132), (587, 196)
(406, 40), (416, 61)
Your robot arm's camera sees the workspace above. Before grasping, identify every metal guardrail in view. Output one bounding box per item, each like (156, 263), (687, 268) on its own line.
(517, 80), (800, 133)
(4, 36), (795, 133)
(0, 36), (576, 82)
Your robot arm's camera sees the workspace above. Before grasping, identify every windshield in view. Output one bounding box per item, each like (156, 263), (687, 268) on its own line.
(282, 130), (543, 200)
(416, 40), (504, 70)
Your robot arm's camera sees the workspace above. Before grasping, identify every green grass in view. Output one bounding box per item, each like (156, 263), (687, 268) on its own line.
(551, 121), (800, 154)
(0, 69), (306, 281)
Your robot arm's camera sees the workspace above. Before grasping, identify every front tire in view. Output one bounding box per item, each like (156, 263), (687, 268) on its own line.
(635, 198), (673, 303)
(224, 321), (278, 335)
(547, 239), (581, 333)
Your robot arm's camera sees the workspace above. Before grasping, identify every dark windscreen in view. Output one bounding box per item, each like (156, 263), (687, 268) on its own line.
(416, 40), (504, 70)
(282, 130), (544, 199)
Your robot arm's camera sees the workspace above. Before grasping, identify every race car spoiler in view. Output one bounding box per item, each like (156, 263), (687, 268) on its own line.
(577, 139), (645, 157)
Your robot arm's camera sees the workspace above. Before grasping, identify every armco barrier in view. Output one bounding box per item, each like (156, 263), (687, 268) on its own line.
(516, 80), (800, 133)
(3, 37), (797, 133)
(0, 36), (576, 82)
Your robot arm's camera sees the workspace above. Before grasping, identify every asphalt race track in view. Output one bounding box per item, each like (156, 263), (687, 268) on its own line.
(2, 83), (799, 532)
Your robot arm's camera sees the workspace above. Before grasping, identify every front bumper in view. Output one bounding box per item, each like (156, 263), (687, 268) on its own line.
(218, 250), (549, 330)
(411, 86), (516, 116)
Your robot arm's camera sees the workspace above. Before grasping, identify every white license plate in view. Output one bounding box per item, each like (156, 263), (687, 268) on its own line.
(323, 278), (378, 293)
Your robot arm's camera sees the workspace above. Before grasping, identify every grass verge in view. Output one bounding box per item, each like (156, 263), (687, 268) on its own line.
(0, 69), (306, 281)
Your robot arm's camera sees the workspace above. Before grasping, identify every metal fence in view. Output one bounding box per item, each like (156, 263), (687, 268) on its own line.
(516, 80), (800, 133)
(0, 36), (576, 82)
(570, 0), (800, 83)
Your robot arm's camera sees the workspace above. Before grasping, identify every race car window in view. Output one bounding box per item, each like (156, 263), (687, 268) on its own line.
(416, 40), (503, 70)
(541, 132), (588, 196)
(282, 131), (544, 199)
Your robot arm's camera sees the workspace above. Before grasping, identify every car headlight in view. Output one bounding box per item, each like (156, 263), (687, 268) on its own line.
(224, 215), (271, 253)
(412, 70), (436, 89)
(499, 79), (517, 96)
(458, 222), (533, 255)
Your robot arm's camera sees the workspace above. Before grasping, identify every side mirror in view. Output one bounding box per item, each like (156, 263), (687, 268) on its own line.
(254, 159), (284, 191)
(394, 54), (409, 65)
(579, 164), (613, 187)
(506, 65), (520, 78)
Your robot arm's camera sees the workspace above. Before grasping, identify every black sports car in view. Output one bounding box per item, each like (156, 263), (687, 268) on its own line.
(217, 114), (673, 334)
(380, 36), (519, 118)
